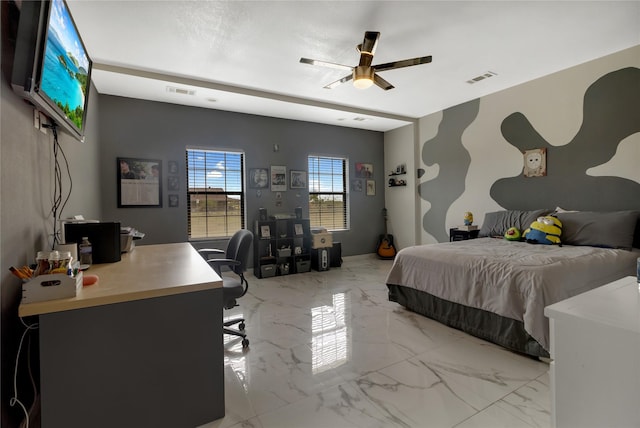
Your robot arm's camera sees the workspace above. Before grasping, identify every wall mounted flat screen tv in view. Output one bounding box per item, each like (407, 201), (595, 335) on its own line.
(11, 0), (92, 142)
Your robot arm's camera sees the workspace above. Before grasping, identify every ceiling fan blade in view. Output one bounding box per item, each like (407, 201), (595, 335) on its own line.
(324, 74), (353, 89)
(373, 74), (394, 91)
(300, 58), (353, 72)
(361, 31), (380, 55)
(358, 31), (380, 67)
(373, 55), (432, 73)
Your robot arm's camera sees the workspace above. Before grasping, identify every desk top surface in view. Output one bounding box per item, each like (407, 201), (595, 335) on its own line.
(19, 243), (222, 317)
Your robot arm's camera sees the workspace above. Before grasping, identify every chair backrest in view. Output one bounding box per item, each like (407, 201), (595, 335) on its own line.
(226, 229), (253, 275)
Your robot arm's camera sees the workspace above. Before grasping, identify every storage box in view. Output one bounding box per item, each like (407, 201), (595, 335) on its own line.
(277, 248), (291, 258)
(260, 264), (276, 278)
(278, 263), (290, 275)
(22, 273), (83, 304)
(296, 260), (311, 273)
(311, 232), (333, 249)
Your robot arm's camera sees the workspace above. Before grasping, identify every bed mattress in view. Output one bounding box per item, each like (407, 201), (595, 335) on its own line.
(386, 238), (639, 353)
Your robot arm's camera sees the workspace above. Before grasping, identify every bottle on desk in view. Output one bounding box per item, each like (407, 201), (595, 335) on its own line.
(79, 237), (92, 267)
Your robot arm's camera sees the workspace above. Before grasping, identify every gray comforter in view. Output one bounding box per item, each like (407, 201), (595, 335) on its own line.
(386, 238), (639, 351)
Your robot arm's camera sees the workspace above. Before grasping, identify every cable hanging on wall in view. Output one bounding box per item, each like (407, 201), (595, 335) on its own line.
(43, 122), (73, 249)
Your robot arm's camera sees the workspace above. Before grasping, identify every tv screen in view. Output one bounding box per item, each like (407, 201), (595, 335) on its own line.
(11, 0), (92, 142)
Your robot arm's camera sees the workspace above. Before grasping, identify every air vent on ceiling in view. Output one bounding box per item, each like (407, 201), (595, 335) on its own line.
(166, 86), (196, 96)
(466, 71), (497, 85)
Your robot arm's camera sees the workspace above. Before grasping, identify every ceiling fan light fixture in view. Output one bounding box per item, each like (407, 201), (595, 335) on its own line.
(353, 66), (374, 89)
(302, 31), (432, 91)
(353, 77), (373, 89)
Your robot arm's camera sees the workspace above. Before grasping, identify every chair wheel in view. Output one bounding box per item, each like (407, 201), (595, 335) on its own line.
(239, 322), (246, 331)
(242, 338), (250, 348)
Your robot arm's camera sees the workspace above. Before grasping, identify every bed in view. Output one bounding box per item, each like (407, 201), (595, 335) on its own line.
(386, 209), (640, 358)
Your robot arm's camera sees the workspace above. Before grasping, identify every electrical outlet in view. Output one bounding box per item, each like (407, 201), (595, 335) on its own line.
(39, 112), (48, 134)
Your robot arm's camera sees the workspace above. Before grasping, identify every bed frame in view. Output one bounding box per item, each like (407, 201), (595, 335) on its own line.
(387, 283), (549, 358)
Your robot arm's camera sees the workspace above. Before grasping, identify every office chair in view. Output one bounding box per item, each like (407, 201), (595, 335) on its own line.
(199, 229), (253, 349)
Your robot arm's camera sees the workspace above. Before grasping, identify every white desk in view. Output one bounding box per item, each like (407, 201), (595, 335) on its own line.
(544, 276), (640, 428)
(19, 243), (224, 428)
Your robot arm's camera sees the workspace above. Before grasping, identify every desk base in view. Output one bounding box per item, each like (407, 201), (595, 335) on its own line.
(40, 288), (224, 427)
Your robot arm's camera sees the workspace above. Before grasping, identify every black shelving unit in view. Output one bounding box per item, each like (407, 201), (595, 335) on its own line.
(254, 218), (311, 278)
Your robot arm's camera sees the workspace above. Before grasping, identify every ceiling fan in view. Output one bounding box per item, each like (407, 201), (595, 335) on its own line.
(300, 31), (432, 91)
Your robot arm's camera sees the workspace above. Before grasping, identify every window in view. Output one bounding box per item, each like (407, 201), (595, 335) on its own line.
(187, 149), (244, 239)
(308, 156), (348, 230)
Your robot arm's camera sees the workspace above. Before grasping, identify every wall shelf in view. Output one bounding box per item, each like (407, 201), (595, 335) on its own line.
(388, 176), (407, 187)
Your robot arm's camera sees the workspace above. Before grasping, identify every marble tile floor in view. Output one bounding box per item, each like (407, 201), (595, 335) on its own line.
(200, 254), (551, 428)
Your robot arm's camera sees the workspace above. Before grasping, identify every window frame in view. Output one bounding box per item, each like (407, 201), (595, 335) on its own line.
(186, 148), (246, 240)
(308, 155), (349, 231)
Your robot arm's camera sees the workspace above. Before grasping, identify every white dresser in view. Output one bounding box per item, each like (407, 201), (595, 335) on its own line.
(544, 276), (640, 428)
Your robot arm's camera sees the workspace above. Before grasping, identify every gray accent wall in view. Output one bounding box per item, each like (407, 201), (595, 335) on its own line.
(418, 99), (480, 242)
(98, 95), (385, 256)
(405, 46), (640, 244)
(493, 67), (640, 211)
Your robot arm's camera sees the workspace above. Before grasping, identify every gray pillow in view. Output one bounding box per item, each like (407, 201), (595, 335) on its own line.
(479, 209), (550, 238)
(555, 211), (639, 250)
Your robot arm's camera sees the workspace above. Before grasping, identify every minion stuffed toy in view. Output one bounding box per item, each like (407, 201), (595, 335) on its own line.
(464, 212), (474, 226)
(523, 216), (562, 245)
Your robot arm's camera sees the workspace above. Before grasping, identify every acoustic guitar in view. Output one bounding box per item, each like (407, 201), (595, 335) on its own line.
(376, 208), (397, 259)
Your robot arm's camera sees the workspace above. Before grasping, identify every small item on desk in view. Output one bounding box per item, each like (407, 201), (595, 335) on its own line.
(79, 236), (92, 266)
(9, 266), (33, 280)
(47, 250), (73, 275)
(48, 250), (61, 273)
(83, 274), (99, 286)
(21, 271), (83, 303)
(34, 251), (50, 276)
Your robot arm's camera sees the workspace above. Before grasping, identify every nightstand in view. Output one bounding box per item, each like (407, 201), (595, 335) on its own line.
(449, 228), (479, 242)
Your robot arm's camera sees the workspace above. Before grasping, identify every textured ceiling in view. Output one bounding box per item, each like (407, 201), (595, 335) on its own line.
(67, 1), (640, 132)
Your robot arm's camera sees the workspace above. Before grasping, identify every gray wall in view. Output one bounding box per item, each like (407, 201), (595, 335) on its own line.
(98, 95), (386, 256)
(1, 1), (102, 422)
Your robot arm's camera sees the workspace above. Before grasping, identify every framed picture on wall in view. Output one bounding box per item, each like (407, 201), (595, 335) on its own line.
(355, 162), (373, 178)
(117, 157), (162, 207)
(249, 168), (269, 189)
(168, 160), (179, 175)
(270, 165), (287, 191)
(290, 170), (307, 189)
(168, 176), (179, 191)
(168, 194), (179, 207)
(352, 179), (363, 192)
(366, 179), (376, 196)
(523, 148), (547, 177)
